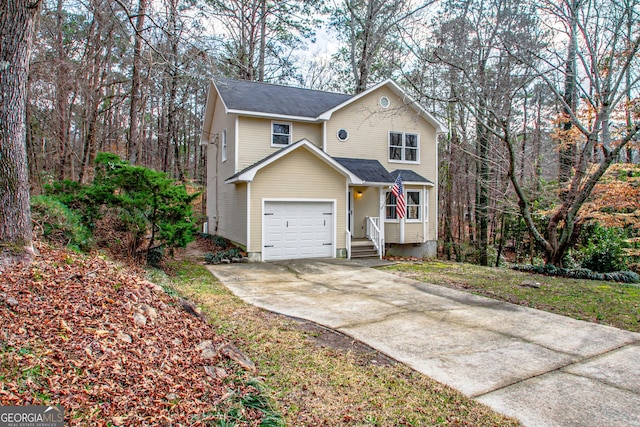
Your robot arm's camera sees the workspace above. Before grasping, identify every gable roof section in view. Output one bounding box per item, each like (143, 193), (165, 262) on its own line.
(214, 77), (353, 121)
(334, 158), (394, 184)
(226, 139), (363, 184)
(390, 169), (434, 186)
(318, 79), (447, 134)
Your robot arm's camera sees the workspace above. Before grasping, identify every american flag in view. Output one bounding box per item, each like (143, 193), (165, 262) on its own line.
(391, 175), (406, 219)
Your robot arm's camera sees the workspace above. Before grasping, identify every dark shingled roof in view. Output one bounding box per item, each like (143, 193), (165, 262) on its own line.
(215, 77), (353, 118)
(334, 158), (394, 183)
(390, 169), (433, 184)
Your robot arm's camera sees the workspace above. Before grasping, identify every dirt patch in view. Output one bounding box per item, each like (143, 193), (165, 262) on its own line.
(292, 317), (396, 367)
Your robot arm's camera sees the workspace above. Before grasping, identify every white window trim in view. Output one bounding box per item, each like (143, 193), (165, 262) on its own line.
(221, 128), (227, 162)
(271, 121), (292, 147)
(406, 190), (421, 222)
(388, 131), (420, 164)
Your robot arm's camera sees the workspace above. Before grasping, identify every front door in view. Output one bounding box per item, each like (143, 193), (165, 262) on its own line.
(348, 190), (354, 237)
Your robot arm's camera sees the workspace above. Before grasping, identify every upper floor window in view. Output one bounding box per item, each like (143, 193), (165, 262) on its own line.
(389, 131), (419, 163)
(221, 128), (227, 162)
(272, 122), (292, 146)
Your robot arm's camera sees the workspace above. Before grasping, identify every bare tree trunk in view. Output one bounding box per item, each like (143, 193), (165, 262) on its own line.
(257, 0), (266, 82)
(624, 0), (634, 163)
(128, 0), (147, 164)
(54, 0), (71, 180)
(558, 0), (580, 185)
(79, 17), (104, 184)
(475, 102), (489, 266)
(0, 0), (40, 263)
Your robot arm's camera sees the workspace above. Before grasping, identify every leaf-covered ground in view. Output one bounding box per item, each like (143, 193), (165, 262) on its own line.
(0, 243), (272, 426)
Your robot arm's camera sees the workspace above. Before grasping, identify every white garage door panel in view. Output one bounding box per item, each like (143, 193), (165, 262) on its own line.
(263, 201), (334, 261)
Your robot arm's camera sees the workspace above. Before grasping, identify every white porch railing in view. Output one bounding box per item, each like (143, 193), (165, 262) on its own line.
(366, 216), (383, 258)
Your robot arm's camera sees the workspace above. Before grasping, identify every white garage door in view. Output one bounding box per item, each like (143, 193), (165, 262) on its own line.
(263, 201), (334, 261)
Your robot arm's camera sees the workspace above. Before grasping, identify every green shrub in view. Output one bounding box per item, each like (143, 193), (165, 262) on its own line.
(31, 195), (93, 251)
(43, 179), (102, 229)
(512, 264), (639, 283)
(204, 247), (241, 264)
(35, 153), (199, 264)
(93, 152), (199, 256)
(576, 224), (629, 273)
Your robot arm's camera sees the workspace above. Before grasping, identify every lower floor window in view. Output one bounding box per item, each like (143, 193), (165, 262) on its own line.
(407, 190), (421, 220)
(386, 189), (426, 221)
(385, 192), (397, 220)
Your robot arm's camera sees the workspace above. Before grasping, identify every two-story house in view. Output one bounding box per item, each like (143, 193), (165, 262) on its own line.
(200, 78), (446, 261)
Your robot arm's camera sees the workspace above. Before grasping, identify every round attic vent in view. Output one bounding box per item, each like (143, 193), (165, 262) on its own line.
(337, 128), (349, 141)
(379, 96), (390, 108)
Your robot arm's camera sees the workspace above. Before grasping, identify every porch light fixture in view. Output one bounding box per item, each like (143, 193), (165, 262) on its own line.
(355, 191), (363, 199)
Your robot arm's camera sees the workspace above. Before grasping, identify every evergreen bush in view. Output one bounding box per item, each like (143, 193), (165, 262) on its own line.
(35, 153), (199, 264)
(91, 153), (199, 258)
(512, 264), (639, 283)
(31, 195), (93, 251)
(576, 223), (629, 273)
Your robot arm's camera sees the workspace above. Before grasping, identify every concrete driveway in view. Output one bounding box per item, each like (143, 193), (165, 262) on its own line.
(207, 259), (640, 427)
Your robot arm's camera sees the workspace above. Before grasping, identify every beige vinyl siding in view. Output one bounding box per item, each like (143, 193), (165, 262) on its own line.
(427, 187), (436, 240)
(216, 183), (248, 245)
(237, 117), (323, 170)
(384, 222), (400, 243)
(351, 186), (380, 239)
(293, 122), (323, 147)
(404, 222), (425, 242)
(383, 222), (428, 244)
(249, 147), (347, 254)
(206, 102), (238, 238)
(326, 86), (438, 179)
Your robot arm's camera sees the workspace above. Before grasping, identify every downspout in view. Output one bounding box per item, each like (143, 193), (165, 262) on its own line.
(322, 121), (327, 152)
(423, 187), (427, 241)
(379, 186), (389, 257)
(213, 133), (220, 233)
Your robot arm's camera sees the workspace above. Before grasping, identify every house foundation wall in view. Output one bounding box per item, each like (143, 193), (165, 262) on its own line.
(386, 240), (437, 258)
(247, 247), (347, 263)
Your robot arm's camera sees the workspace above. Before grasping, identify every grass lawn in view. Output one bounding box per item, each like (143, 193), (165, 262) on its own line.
(381, 260), (640, 333)
(149, 260), (521, 427)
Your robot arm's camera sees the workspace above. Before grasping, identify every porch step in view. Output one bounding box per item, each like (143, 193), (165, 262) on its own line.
(351, 239), (379, 258)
